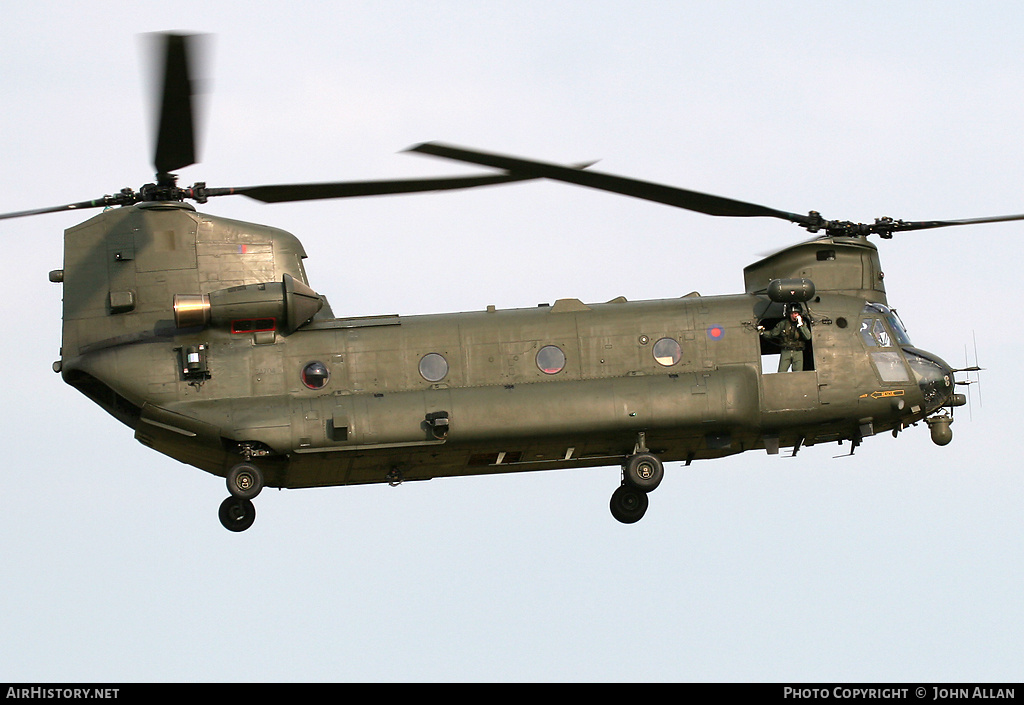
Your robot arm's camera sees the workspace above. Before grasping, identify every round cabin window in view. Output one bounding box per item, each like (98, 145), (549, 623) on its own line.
(536, 345), (566, 374)
(419, 353), (449, 382)
(301, 361), (330, 389)
(652, 337), (682, 366)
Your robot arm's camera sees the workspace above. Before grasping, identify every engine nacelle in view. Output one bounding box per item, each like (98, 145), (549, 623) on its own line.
(173, 273), (323, 334)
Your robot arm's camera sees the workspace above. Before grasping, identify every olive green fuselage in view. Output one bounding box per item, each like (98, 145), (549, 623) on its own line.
(56, 203), (950, 489)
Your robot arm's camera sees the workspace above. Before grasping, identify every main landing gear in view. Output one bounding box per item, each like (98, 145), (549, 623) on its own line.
(609, 450), (664, 524)
(219, 461), (264, 532)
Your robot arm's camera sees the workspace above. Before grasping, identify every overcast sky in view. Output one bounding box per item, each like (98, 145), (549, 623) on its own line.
(1, 1), (1021, 682)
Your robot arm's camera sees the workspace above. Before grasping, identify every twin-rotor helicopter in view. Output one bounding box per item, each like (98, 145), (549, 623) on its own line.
(4, 34), (997, 531)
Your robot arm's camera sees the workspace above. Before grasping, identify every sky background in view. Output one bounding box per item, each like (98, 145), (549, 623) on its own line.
(1, 1), (1021, 683)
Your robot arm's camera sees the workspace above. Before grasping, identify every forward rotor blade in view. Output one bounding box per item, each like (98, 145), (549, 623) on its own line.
(408, 141), (812, 225)
(883, 213), (1024, 233)
(410, 142), (1024, 238)
(205, 171), (545, 203)
(152, 33), (199, 176)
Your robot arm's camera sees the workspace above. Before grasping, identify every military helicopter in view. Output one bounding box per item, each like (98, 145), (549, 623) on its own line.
(4, 34), (1001, 532)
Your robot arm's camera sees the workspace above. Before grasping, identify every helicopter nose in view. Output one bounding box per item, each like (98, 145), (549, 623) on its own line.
(902, 347), (955, 415)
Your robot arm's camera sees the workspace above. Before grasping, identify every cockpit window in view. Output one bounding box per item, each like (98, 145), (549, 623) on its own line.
(860, 302), (912, 347)
(860, 318), (892, 347)
(872, 319), (891, 347)
(885, 312), (912, 346)
(860, 303), (920, 385)
(871, 352), (911, 383)
(860, 318), (876, 347)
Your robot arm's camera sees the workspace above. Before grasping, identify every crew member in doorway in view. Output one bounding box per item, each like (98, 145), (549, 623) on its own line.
(759, 304), (812, 372)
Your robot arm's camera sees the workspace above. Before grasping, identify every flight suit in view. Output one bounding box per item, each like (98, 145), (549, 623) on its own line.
(762, 316), (812, 372)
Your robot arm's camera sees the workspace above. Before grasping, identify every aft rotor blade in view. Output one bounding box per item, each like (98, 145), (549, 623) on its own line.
(0, 194), (131, 221)
(205, 172), (544, 203)
(408, 141), (813, 225)
(0, 170), (559, 220)
(152, 33), (199, 175)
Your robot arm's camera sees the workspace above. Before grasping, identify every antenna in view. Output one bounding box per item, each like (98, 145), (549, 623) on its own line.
(954, 331), (983, 420)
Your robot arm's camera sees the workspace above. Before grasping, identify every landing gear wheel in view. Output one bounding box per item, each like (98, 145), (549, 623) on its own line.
(226, 462), (263, 500)
(219, 496), (256, 532)
(610, 484), (649, 524)
(623, 452), (664, 492)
